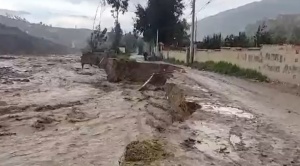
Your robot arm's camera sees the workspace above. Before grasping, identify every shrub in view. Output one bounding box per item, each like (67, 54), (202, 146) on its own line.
(165, 58), (268, 82)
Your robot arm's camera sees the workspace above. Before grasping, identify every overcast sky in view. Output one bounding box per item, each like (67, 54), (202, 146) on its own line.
(0, 0), (261, 31)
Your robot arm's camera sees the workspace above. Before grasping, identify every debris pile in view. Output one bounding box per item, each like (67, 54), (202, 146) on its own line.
(120, 139), (169, 166)
(31, 116), (56, 131)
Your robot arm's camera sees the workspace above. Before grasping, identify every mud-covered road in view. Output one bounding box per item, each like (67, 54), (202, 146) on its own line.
(0, 55), (299, 166)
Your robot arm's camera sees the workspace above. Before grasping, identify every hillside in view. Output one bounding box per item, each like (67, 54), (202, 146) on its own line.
(196, 0), (300, 40)
(0, 14), (92, 49)
(245, 14), (300, 35)
(0, 23), (74, 55)
(245, 14), (300, 44)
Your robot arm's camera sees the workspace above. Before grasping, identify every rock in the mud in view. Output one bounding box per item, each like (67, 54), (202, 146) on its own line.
(12, 78), (30, 82)
(181, 138), (197, 150)
(120, 139), (170, 166)
(31, 116), (56, 131)
(0, 132), (16, 137)
(66, 109), (86, 123)
(165, 83), (201, 122)
(21, 79), (30, 82)
(34, 101), (83, 112)
(66, 109), (97, 123)
(0, 56), (16, 60)
(2, 80), (14, 85)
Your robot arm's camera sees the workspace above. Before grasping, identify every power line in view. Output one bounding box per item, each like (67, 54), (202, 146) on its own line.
(187, 0), (214, 19)
(93, 0), (106, 30)
(190, 0), (196, 64)
(195, 0), (214, 15)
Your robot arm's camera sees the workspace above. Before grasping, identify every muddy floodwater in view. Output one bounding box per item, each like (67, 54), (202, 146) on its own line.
(0, 55), (300, 166)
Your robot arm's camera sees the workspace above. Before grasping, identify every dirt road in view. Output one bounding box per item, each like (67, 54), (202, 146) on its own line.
(0, 55), (299, 166)
(186, 69), (300, 139)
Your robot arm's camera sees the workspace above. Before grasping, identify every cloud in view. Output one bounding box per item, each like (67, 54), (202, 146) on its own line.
(0, 0), (261, 31)
(195, 0), (261, 20)
(0, 9), (31, 16)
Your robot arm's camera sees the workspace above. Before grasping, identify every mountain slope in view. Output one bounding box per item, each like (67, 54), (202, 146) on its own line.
(0, 14), (92, 49)
(0, 24), (73, 55)
(245, 14), (300, 35)
(196, 0), (300, 40)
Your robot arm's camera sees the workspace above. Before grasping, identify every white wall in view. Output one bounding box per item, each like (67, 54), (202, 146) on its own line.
(164, 45), (300, 84)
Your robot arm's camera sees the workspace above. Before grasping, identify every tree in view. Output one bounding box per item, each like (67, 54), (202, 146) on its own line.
(122, 32), (138, 53)
(198, 33), (222, 49)
(289, 27), (300, 45)
(134, 0), (186, 46)
(254, 22), (273, 46)
(224, 32), (250, 47)
(173, 19), (190, 47)
(87, 25), (108, 52)
(106, 0), (129, 53)
(270, 26), (287, 44)
(111, 22), (123, 52)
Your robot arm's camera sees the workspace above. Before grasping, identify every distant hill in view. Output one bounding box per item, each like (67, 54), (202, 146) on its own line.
(0, 23), (74, 55)
(245, 14), (300, 35)
(0, 13), (92, 49)
(196, 0), (300, 40)
(245, 14), (300, 44)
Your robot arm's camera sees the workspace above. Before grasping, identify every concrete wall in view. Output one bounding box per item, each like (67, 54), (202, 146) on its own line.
(163, 49), (187, 63)
(163, 45), (300, 84)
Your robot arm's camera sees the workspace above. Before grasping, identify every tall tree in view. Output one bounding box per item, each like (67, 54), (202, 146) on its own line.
(134, 0), (186, 46)
(121, 32), (138, 53)
(289, 27), (300, 45)
(106, 0), (129, 52)
(254, 22), (273, 46)
(224, 32), (250, 47)
(87, 25), (108, 52)
(198, 33), (222, 49)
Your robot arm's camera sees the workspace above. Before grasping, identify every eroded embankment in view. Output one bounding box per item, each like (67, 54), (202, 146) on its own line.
(104, 59), (205, 165)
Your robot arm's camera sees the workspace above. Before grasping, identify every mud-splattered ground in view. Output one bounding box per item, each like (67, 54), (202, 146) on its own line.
(0, 55), (299, 166)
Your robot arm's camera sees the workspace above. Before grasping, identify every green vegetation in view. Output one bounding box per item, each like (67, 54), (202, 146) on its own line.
(121, 140), (169, 166)
(164, 58), (268, 82)
(106, 0), (129, 53)
(246, 14), (300, 45)
(197, 19), (299, 49)
(164, 57), (185, 65)
(191, 61), (268, 82)
(134, 0), (189, 47)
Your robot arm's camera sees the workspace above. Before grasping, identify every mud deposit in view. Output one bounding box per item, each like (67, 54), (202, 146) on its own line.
(0, 55), (299, 166)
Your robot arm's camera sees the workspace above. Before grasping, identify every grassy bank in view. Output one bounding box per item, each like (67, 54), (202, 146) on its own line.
(164, 58), (268, 82)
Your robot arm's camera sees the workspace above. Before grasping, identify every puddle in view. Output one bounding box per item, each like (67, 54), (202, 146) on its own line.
(189, 85), (209, 93)
(190, 121), (225, 136)
(195, 139), (223, 152)
(202, 105), (254, 119)
(188, 121), (229, 154)
(185, 96), (254, 119)
(187, 121), (241, 161)
(186, 96), (204, 103)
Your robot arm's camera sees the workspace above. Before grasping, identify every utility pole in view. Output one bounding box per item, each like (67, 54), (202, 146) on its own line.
(195, 17), (198, 42)
(194, 16), (198, 63)
(189, 0), (196, 64)
(156, 29), (159, 56)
